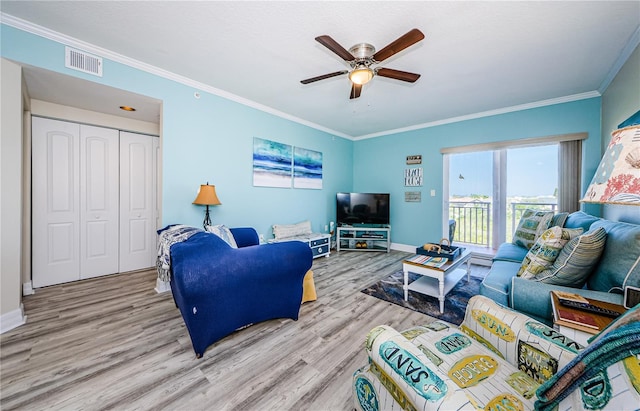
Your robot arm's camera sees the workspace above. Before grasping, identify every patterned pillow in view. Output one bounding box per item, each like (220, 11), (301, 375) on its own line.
(550, 212), (569, 228)
(532, 227), (607, 287)
(272, 220), (312, 240)
(517, 226), (583, 278)
(206, 224), (238, 248)
(512, 209), (554, 249)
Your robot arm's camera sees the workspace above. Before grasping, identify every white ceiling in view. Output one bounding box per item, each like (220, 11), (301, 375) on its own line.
(2, 1), (639, 139)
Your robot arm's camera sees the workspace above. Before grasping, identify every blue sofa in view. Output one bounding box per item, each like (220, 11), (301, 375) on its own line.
(479, 211), (640, 324)
(168, 227), (313, 357)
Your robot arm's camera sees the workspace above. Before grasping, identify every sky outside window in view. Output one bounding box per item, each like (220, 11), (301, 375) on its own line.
(449, 145), (558, 198)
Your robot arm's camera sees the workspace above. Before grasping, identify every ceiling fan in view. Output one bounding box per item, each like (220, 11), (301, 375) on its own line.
(300, 28), (425, 99)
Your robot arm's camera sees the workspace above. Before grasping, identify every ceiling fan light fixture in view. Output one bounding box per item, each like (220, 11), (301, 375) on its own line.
(349, 67), (374, 85)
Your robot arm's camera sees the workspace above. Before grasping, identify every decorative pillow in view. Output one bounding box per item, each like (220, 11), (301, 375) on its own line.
(517, 226), (583, 278)
(549, 212), (569, 228)
(532, 227), (607, 287)
(272, 220), (312, 240)
(206, 224), (238, 248)
(512, 209), (554, 249)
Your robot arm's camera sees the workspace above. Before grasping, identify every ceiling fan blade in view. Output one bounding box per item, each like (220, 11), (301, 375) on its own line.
(376, 68), (421, 83)
(300, 70), (348, 84)
(350, 83), (362, 99)
(315, 35), (355, 61)
(372, 28), (425, 63)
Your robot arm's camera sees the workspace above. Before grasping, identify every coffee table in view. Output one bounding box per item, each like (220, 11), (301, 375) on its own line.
(402, 249), (472, 313)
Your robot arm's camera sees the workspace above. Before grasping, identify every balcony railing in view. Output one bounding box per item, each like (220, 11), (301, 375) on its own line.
(449, 201), (491, 247)
(449, 200), (558, 247)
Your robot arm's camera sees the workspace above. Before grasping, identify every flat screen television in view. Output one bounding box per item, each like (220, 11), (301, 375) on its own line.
(336, 192), (390, 226)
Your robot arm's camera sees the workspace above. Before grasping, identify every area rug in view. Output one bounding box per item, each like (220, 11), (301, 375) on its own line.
(361, 270), (483, 325)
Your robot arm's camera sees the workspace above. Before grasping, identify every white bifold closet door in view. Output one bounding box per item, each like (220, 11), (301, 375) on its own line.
(32, 118), (158, 288)
(119, 131), (156, 272)
(32, 118), (119, 287)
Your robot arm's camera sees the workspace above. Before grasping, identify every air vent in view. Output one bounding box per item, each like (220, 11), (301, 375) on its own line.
(65, 47), (103, 77)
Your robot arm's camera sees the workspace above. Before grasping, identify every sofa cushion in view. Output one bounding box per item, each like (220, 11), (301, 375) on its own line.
(511, 277), (624, 326)
(532, 227), (607, 287)
(480, 260), (521, 307)
(206, 224), (238, 248)
(517, 226), (583, 279)
(588, 219), (640, 292)
(493, 242), (529, 263)
(272, 220), (312, 240)
(512, 209), (554, 249)
(563, 211), (600, 231)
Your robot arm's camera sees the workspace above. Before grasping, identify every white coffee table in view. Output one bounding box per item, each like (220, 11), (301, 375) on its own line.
(402, 249), (472, 313)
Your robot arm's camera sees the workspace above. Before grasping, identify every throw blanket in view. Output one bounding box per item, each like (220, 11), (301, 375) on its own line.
(535, 306), (640, 411)
(156, 225), (204, 282)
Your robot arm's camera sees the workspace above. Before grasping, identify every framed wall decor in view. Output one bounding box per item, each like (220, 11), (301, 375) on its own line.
(253, 137), (292, 188)
(406, 155), (422, 165)
(405, 191), (422, 202)
(293, 147), (323, 189)
(404, 167), (423, 186)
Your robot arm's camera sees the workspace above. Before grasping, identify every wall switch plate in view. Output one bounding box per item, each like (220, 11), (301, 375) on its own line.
(430, 189), (436, 197)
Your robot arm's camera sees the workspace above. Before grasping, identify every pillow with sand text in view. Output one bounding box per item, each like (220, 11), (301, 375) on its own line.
(517, 226), (583, 279)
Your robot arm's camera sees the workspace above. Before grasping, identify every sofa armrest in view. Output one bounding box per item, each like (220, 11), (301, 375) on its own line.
(230, 227), (260, 248)
(460, 295), (581, 380)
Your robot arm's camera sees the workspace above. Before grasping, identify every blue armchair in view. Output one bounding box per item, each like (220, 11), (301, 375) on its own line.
(168, 227), (313, 357)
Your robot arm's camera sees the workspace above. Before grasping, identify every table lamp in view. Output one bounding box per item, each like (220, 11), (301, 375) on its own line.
(193, 183), (221, 228)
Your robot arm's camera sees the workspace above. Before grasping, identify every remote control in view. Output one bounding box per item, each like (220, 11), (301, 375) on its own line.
(559, 299), (621, 318)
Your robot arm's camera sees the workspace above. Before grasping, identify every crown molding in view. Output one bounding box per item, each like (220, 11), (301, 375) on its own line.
(0, 13), (352, 140)
(598, 25), (640, 93)
(1, 12), (624, 143)
(354, 91), (601, 140)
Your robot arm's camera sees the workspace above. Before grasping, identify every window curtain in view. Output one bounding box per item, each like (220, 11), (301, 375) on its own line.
(558, 139), (582, 213)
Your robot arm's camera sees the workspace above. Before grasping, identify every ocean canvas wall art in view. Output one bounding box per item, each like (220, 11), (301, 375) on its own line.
(293, 147), (323, 189)
(253, 137), (293, 188)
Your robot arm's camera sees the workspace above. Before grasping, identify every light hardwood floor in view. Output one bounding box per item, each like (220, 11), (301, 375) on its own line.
(1, 250), (487, 410)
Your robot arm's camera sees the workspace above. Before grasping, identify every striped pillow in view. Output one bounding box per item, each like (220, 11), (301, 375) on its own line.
(517, 226), (583, 278)
(550, 212), (569, 228)
(532, 227), (607, 287)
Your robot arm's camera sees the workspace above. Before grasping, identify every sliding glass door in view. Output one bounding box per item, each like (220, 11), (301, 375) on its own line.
(446, 143), (559, 251)
(505, 145), (558, 242)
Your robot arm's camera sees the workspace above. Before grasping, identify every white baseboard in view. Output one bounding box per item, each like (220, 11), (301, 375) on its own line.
(155, 279), (171, 294)
(390, 243), (416, 253)
(23, 281), (34, 296)
(470, 255), (493, 267)
(1, 304), (27, 334)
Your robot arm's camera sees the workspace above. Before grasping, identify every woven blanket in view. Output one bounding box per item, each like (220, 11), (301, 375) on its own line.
(535, 306), (640, 411)
(156, 225), (203, 282)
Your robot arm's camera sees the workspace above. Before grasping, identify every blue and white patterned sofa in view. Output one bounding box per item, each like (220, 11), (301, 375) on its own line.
(353, 295), (640, 411)
(479, 211), (640, 324)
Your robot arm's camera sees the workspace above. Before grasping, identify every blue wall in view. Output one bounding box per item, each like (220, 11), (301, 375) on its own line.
(353, 99), (603, 246)
(2, 23), (604, 247)
(1, 24), (354, 239)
